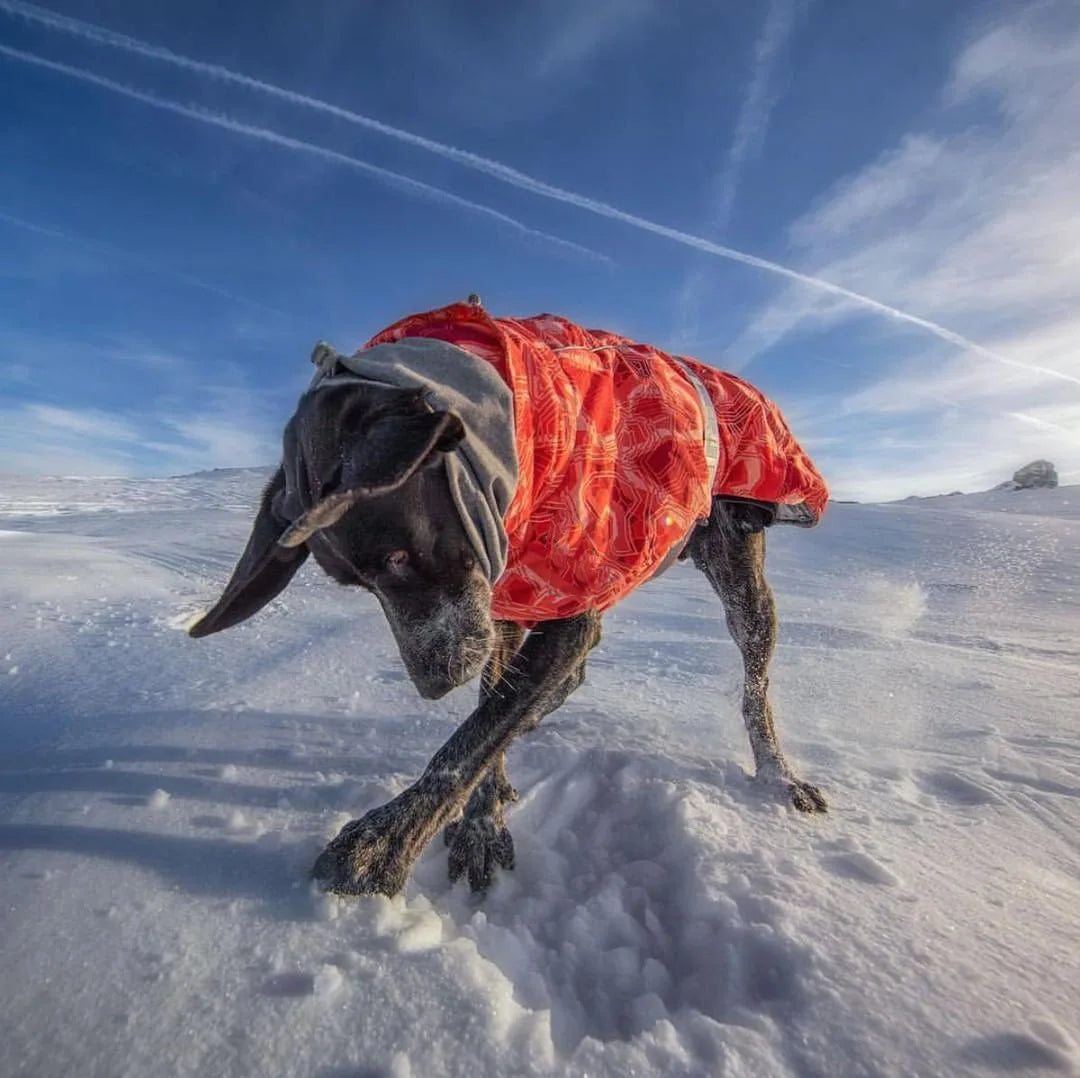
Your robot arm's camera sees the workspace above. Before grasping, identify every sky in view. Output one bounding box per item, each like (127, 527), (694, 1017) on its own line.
(1, 0), (1079, 500)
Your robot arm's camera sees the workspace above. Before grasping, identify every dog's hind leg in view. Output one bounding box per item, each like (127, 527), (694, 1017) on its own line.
(444, 621), (526, 891)
(687, 499), (827, 813)
(312, 611), (602, 896)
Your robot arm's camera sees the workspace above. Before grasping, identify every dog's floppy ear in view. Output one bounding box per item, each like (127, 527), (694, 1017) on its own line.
(279, 406), (465, 548)
(187, 467), (308, 638)
(345, 404), (464, 490)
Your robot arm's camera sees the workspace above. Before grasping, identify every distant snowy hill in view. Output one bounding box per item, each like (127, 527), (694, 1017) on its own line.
(896, 484), (1080, 519)
(1, 471), (1077, 1077)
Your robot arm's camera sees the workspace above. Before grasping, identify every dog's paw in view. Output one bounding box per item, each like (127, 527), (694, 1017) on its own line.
(444, 815), (515, 893)
(788, 779), (828, 813)
(312, 802), (418, 897)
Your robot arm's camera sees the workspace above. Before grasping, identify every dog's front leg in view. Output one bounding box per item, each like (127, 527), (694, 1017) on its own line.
(443, 753), (517, 891)
(313, 611), (602, 897)
(442, 620), (526, 891)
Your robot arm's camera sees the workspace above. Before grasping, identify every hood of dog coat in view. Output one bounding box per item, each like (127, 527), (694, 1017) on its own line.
(311, 337), (518, 585)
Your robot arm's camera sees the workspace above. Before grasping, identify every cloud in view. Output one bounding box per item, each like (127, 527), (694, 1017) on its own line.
(713, 0), (803, 232)
(790, 382), (1080, 499)
(0, 391), (281, 477)
(0, 402), (140, 475)
(2, 0), (1062, 375)
(718, 2), (1080, 495)
(0, 209), (281, 311)
(840, 316), (1080, 419)
(0, 317), (293, 477)
(0, 327), (192, 379)
(0, 334), (284, 478)
(674, 0), (804, 343)
(531, 0), (659, 79)
(736, 3), (1080, 367)
(149, 386), (283, 474)
(21, 404), (140, 442)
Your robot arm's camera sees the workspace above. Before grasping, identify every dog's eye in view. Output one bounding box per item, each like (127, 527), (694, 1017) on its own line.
(384, 550), (410, 573)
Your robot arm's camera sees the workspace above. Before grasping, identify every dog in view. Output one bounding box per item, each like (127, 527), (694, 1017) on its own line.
(188, 298), (829, 897)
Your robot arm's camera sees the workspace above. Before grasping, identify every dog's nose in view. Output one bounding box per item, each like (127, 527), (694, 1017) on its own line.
(412, 674), (454, 701)
(408, 653), (486, 700)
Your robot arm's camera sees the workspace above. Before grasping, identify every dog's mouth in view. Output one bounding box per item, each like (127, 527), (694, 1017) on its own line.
(402, 633), (493, 699)
(379, 592), (495, 701)
(374, 571), (495, 701)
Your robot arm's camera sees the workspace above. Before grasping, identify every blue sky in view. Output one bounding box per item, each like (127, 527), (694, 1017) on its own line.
(2, 0), (1078, 499)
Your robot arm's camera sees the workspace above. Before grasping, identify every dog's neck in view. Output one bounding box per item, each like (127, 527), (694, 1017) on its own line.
(311, 337), (519, 585)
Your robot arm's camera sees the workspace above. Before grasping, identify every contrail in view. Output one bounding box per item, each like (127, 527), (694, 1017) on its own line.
(713, 0), (802, 232)
(675, 0), (802, 343)
(0, 44), (607, 265)
(3, 1), (1079, 388)
(1007, 412), (1080, 444)
(0, 208), (282, 313)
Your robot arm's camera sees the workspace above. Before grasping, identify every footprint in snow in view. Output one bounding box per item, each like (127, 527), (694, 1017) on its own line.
(260, 964), (344, 999)
(822, 851), (901, 887)
(958, 1025), (1079, 1072)
(917, 769), (1001, 806)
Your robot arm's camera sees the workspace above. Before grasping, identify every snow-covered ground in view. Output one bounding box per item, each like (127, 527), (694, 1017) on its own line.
(1, 470), (1077, 1077)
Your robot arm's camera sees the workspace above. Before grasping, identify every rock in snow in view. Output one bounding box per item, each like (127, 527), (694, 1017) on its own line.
(996, 459), (1060, 491)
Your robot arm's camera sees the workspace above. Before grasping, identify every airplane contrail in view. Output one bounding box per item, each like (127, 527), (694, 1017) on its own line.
(1007, 412), (1080, 444)
(3, 0), (1079, 388)
(0, 44), (608, 265)
(675, 0), (803, 343)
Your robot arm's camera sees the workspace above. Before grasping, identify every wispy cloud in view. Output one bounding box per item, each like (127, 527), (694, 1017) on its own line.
(22, 403), (139, 442)
(675, 0), (803, 343)
(787, 372), (1080, 500)
(4, 0), (657, 125)
(713, 0), (802, 232)
(0, 43), (608, 265)
(720, 1), (1080, 497)
(735, 5), (1080, 358)
(1007, 409), (1080, 445)
(0, 390), (281, 476)
(0, 326), (191, 380)
(0, 208), (281, 312)
(800, 323), (1080, 498)
(0, 402), (142, 475)
(0, 208), (70, 242)
(2, 0), (1069, 382)
(0, 320), (286, 476)
(532, 0), (658, 79)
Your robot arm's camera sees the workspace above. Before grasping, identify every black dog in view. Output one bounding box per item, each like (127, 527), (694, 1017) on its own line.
(189, 310), (826, 896)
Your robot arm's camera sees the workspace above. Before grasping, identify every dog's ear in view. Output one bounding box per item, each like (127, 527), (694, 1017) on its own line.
(187, 467), (308, 638)
(343, 406), (465, 492)
(279, 407), (465, 547)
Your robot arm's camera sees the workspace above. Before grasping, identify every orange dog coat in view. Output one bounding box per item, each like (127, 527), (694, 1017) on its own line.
(364, 303), (827, 625)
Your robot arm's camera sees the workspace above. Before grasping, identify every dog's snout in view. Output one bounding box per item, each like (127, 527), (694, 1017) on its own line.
(413, 676), (454, 701)
(409, 654), (486, 700)
(376, 576), (495, 703)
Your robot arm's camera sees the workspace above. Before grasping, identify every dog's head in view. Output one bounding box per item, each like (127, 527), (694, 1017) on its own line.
(188, 370), (495, 699)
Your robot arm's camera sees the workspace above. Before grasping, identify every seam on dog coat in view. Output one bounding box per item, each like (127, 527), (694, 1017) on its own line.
(364, 303), (828, 625)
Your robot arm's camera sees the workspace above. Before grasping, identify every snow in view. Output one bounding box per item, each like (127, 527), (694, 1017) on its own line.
(0, 470), (1078, 1077)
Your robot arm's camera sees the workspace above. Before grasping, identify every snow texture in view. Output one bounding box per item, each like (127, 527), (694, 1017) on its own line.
(0, 469), (1078, 1077)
